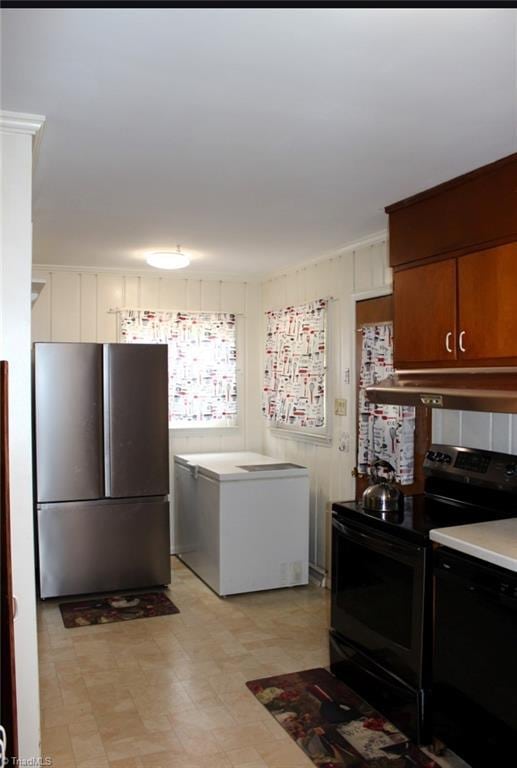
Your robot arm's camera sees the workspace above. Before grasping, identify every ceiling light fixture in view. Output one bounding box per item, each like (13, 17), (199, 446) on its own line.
(146, 246), (190, 270)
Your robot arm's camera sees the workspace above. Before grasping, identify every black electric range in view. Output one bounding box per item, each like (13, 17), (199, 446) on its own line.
(329, 443), (517, 745)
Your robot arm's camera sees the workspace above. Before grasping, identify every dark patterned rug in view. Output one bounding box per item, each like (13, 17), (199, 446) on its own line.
(59, 592), (180, 628)
(246, 668), (437, 767)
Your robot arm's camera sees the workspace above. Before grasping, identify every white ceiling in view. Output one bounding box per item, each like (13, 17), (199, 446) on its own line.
(2, 8), (516, 275)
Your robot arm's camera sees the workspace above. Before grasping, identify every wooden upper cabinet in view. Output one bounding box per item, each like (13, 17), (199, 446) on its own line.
(458, 242), (517, 362)
(387, 153), (517, 268)
(394, 259), (457, 366)
(387, 152), (517, 369)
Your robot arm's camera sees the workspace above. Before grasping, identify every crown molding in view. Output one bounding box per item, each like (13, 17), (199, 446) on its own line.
(327, 229), (388, 255)
(0, 110), (45, 136)
(0, 110), (46, 167)
(263, 229), (389, 281)
(32, 263), (267, 283)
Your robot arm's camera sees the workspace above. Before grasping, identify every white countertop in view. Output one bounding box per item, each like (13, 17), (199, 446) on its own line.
(430, 518), (517, 572)
(174, 451), (309, 481)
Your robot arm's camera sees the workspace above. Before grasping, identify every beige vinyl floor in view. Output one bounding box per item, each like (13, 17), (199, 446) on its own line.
(38, 557), (467, 768)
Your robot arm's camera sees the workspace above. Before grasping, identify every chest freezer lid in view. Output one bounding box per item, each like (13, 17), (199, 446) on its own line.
(174, 451), (309, 481)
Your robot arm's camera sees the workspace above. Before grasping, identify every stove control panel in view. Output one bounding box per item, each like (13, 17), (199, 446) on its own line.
(424, 444), (517, 490)
(425, 450), (452, 465)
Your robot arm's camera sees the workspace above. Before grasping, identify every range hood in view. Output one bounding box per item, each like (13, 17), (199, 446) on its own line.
(366, 368), (517, 413)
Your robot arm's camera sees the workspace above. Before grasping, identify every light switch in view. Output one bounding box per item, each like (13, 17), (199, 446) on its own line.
(334, 398), (347, 416)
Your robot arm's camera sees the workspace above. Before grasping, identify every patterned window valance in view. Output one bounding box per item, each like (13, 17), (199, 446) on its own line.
(358, 322), (415, 485)
(120, 309), (237, 428)
(263, 299), (328, 431)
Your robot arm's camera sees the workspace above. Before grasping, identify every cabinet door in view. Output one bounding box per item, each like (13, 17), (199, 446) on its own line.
(458, 243), (517, 362)
(394, 259), (457, 366)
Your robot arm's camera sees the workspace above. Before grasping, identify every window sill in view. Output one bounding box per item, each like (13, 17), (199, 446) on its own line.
(169, 426), (241, 438)
(269, 427), (332, 446)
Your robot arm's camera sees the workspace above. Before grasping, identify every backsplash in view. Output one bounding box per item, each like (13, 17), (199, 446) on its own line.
(433, 409), (517, 454)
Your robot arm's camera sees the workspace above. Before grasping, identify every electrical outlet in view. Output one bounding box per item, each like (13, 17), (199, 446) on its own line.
(334, 398), (347, 416)
(338, 432), (351, 452)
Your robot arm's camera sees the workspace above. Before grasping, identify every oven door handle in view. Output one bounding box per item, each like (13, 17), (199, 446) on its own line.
(332, 517), (421, 560)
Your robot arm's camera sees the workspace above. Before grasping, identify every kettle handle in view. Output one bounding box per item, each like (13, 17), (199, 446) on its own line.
(371, 459), (396, 483)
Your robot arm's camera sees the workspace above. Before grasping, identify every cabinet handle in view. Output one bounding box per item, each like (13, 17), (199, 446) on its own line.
(445, 332), (453, 353)
(459, 331), (466, 353)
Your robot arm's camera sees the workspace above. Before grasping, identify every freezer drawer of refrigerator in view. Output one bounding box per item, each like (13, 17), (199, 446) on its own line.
(104, 344), (169, 498)
(34, 343), (104, 502)
(37, 498), (171, 598)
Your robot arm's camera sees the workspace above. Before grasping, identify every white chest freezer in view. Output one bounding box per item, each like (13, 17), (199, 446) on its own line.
(174, 452), (309, 596)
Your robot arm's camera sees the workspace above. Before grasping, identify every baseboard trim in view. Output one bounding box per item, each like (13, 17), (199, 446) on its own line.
(309, 563), (327, 588)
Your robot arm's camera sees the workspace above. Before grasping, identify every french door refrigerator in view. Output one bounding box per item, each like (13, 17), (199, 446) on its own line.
(34, 342), (171, 598)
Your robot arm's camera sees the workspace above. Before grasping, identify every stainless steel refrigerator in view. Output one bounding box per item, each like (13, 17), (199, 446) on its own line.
(34, 342), (171, 598)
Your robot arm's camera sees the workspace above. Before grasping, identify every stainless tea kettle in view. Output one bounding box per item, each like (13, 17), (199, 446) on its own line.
(362, 460), (403, 513)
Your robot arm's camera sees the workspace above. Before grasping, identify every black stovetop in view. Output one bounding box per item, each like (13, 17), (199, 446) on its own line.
(332, 492), (515, 545)
(334, 444), (517, 544)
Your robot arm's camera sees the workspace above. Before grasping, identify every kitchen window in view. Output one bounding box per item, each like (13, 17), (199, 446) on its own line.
(119, 309), (238, 428)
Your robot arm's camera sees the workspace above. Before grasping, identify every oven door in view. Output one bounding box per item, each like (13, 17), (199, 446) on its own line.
(331, 514), (429, 688)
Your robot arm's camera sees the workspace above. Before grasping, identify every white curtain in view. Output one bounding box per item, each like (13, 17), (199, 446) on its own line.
(357, 322), (415, 485)
(119, 309), (237, 428)
(263, 299), (327, 429)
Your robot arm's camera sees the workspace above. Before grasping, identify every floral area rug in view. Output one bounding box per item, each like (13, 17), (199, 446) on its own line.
(59, 592), (179, 628)
(246, 668), (437, 767)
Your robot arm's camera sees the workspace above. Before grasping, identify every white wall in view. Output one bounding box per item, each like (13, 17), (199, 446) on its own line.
(1, 118), (43, 760)
(31, 268), (263, 549)
(261, 237), (392, 572)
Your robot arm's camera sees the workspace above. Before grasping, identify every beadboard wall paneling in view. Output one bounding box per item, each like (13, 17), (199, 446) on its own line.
(97, 273), (123, 342)
(31, 269), (263, 551)
(80, 273), (97, 341)
(51, 271), (81, 341)
(124, 275), (139, 307)
(261, 240), (391, 571)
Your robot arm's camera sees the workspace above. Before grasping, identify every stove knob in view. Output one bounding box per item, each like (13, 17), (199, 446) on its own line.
(436, 452), (445, 463)
(426, 451), (435, 461)
(504, 463), (517, 477)
(443, 454), (452, 465)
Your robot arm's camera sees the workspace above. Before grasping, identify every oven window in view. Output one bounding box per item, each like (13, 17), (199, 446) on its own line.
(334, 532), (413, 649)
